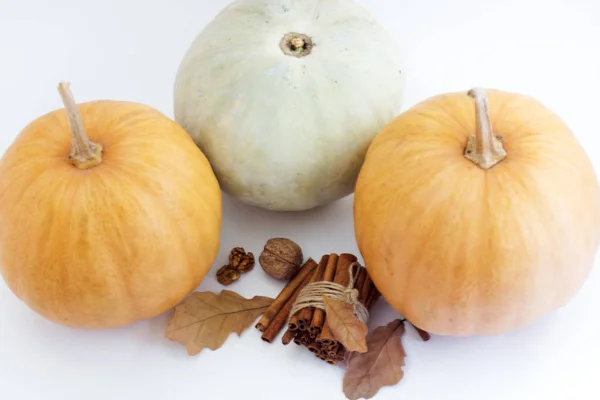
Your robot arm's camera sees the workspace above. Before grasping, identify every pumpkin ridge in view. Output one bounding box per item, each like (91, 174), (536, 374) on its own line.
(5, 167), (76, 320)
(487, 169), (539, 331)
(46, 171), (82, 324)
(437, 96), (474, 136)
(107, 167), (195, 318)
(474, 171), (497, 333)
(92, 169), (139, 323)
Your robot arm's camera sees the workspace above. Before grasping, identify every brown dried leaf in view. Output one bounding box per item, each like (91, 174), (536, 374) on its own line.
(322, 295), (368, 353)
(343, 319), (407, 400)
(165, 290), (274, 356)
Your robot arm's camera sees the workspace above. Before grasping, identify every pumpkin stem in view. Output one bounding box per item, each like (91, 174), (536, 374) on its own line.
(57, 82), (103, 170)
(464, 88), (506, 170)
(280, 32), (313, 58)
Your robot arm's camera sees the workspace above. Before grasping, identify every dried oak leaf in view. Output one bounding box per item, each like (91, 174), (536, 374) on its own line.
(165, 290), (274, 356)
(323, 295), (368, 353)
(343, 319), (407, 400)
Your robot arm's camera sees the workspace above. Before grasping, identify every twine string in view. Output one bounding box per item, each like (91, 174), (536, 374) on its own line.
(289, 262), (369, 325)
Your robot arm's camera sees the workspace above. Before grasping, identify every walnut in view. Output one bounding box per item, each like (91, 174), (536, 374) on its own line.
(216, 265), (241, 286)
(259, 238), (303, 281)
(215, 247), (256, 285)
(229, 247), (255, 273)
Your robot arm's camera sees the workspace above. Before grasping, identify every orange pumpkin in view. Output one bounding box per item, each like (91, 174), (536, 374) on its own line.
(0, 83), (222, 328)
(354, 88), (600, 336)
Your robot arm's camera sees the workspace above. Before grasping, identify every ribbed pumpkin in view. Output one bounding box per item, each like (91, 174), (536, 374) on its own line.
(174, 0), (405, 211)
(354, 88), (600, 336)
(0, 83), (222, 329)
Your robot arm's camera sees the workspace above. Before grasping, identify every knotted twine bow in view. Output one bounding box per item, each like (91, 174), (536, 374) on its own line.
(289, 262), (369, 325)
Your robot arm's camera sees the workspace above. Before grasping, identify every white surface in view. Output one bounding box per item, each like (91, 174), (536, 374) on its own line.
(0, 1), (599, 399)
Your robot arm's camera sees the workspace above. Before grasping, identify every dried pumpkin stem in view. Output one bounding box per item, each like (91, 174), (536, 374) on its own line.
(464, 88), (506, 170)
(280, 32), (313, 58)
(57, 82), (103, 170)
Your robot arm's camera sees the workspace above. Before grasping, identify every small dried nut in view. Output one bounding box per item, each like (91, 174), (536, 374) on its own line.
(229, 247), (255, 273)
(259, 238), (303, 281)
(237, 252), (255, 272)
(216, 265), (241, 286)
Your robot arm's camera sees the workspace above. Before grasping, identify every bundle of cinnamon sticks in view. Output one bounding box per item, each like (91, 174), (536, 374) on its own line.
(256, 253), (380, 365)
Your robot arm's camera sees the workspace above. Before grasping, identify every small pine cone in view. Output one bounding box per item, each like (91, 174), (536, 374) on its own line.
(229, 247), (255, 273)
(216, 265), (241, 286)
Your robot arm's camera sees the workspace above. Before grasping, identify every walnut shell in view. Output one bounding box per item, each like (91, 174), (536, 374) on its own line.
(259, 238), (303, 281)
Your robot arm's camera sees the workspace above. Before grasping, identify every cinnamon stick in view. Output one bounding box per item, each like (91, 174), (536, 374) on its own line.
(316, 254), (358, 346)
(321, 267), (374, 364)
(326, 345), (344, 365)
(321, 344), (335, 353)
(256, 258), (317, 332)
(365, 280), (381, 309)
(359, 272), (373, 306)
(300, 331), (312, 347)
(293, 334), (302, 346)
(308, 254), (338, 336)
(327, 343), (340, 358)
(318, 267), (366, 355)
(271, 253), (384, 367)
(353, 267), (367, 298)
(308, 341), (321, 354)
(261, 262), (319, 343)
(288, 254), (329, 331)
(282, 328), (297, 345)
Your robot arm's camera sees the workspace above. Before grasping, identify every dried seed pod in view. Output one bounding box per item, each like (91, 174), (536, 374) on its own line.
(229, 247), (255, 273)
(259, 238), (303, 281)
(216, 265), (241, 286)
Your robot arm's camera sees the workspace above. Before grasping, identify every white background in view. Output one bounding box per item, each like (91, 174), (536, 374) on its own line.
(1, 0), (599, 399)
